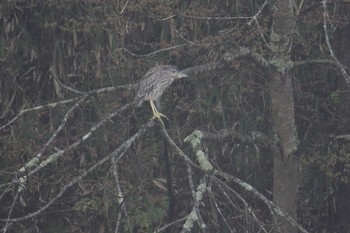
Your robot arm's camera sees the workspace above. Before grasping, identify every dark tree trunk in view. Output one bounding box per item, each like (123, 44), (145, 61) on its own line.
(270, 73), (299, 233)
(269, 0), (299, 232)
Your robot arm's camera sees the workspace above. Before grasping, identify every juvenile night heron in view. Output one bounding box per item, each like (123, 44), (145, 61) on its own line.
(134, 65), (188, 123)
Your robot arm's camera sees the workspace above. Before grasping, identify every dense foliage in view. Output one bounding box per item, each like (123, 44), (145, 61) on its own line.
(1, 0), (349, 232)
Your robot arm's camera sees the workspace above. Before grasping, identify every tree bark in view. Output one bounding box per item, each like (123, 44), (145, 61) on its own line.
(269, 0), (299, 232)
(270, 73), (299, 233)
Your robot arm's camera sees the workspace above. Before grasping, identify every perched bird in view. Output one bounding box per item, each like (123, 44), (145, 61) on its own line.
(134, 65), (188, 123)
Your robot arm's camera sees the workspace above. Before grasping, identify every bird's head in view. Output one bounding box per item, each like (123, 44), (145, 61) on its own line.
(163, 65), (189, 79)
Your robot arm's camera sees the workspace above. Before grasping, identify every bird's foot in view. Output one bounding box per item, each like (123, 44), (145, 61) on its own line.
(151, 112), (168, 125)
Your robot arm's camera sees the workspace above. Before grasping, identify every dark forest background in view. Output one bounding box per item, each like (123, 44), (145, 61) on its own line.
(1, 0), (350, 232)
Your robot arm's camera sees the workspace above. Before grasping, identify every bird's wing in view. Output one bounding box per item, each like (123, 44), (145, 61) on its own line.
(134, 69), (174, 105)
(134, 65), (180, 105)
(134, 69), (162, 105)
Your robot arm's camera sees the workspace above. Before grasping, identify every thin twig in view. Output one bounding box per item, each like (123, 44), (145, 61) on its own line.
(180, 14), (252, 21)
(1, 190), (20, 233)
(117, 0), (128, 14)
(120, 44), (189, 58)
(207, 188), (233, 232)
(247, 0), (268, 26)
(155, 215), (188, 232)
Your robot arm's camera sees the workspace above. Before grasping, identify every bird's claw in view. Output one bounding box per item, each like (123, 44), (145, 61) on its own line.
(151, 112), (168, 125)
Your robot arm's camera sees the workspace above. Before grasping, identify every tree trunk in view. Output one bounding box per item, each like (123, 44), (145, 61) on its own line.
(269, 0), (299, 232)
(270, 73), (299, 232)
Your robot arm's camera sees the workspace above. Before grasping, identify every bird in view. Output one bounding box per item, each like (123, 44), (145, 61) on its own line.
(134, 65), (189, 123)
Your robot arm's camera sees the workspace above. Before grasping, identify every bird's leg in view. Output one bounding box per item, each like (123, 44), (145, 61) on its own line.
(150, 100), (168, 123)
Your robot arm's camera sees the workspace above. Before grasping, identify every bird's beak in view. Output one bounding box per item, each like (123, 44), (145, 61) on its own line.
(177, 72), (189, 79)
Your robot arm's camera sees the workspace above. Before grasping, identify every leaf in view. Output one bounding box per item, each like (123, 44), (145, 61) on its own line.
(330, 91), (339, 103)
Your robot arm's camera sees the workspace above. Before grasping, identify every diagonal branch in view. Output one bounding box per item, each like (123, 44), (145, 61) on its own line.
(0, 120), (154, 223)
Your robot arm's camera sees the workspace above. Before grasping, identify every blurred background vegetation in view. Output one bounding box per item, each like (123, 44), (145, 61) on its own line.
(0, 0), (350, 232)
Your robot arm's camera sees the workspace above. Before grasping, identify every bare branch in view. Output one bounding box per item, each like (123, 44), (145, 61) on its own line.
(156, 216), (188, 233)
(14, 103), (131, 193)
(0, 85), (134, 131)
(247, 0), (268, 26)
(160, 125), (201, 169)
(0, 97), (80, 131)
(120, 44), (189, 58)
(293, 59), (338, 67)
(116, 0), (128, 14)
(26, 96), (88, 166)
(179, 14), (252, 21)
(183, 128), (308, 233)
(215, 180), (270, 233)
(111, 150), (129, 233)
(1, 190), (20, 233)
(181, 175), (208, 233)
(213, 174), (308, 233)
(0, 120), (154, 223)
(207, 189), (233, 232)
